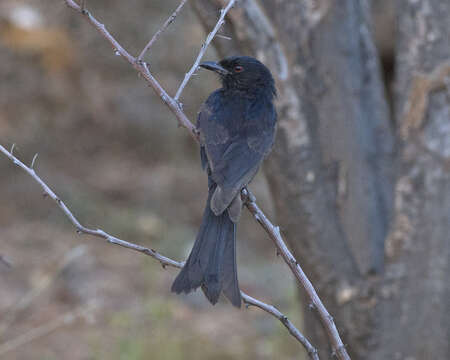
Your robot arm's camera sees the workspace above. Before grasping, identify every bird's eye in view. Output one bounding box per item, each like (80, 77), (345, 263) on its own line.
(234, 65), (244, 73)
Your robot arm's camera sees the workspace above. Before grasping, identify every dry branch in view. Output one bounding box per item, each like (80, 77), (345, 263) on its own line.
(4, 0), (351, 358)
(174, 0), (236, 100)
(0, 144), (318, 360)
(243, 189), (349, 359)
(137, 0), (189, 62)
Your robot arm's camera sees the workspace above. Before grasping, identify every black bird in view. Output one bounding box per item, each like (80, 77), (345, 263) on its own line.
(171, 56), (277, 307)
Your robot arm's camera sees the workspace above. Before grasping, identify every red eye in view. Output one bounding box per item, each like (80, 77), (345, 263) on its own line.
(234, 65), (244, 73)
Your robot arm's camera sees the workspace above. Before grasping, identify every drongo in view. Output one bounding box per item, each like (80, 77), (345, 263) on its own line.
(171, 56), (277, 307)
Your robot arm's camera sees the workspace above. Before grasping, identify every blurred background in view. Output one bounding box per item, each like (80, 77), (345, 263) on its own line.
(3, 0), (448, 360)
(0, 1), (301, 359)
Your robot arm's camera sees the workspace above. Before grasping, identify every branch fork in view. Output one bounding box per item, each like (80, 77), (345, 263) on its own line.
(0, 143), (318, 359)
(1, 1), (352, 358)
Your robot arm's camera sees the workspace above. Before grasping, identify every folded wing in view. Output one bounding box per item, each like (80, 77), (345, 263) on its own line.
(198, 91), (276, 217)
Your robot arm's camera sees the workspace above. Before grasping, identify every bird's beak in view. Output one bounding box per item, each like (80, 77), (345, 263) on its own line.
(199, 61), (230, 75)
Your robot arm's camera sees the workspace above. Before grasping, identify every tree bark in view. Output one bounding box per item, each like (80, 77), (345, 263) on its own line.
(193, 0), (392, 357)
(373, 1), (450, 358)
(193, 0), (448, 358)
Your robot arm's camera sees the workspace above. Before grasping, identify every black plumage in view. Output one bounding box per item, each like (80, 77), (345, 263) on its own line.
(171, 56), (277, 307)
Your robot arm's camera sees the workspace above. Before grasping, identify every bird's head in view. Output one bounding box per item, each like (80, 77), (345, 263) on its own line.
(199, 56), (276, 98)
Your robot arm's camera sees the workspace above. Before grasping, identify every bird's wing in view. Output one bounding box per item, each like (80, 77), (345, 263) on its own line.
(198, 93), (276, 213)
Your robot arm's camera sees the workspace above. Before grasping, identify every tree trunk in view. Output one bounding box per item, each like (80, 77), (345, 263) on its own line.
(193, 0), (449, 358)
(373, 1), (450, 358)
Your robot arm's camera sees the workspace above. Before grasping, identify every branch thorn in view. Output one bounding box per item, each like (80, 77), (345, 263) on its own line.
(30, 153), (39, 169)
(274, 226), (281, 236)
(80, 0), (87, 14)
(218, 34), (232, 40)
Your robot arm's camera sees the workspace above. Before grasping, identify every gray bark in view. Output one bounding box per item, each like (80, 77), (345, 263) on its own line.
(193, 0), (449, 358)
(194, 0), (393, 357)
(374, 1), (450, 358)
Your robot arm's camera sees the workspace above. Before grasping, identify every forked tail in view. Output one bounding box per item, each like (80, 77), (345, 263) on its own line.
(171, 183), (241, 307)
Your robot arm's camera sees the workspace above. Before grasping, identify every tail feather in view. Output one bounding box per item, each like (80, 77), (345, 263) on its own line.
(171, 184), (241, 307)
(221, 225), (241, 307)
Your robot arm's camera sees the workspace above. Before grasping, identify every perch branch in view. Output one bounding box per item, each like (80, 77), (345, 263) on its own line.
(63, 0), (198, 139)
(65, 1), (346, 358)
(241, 293), (319, 359)
(242, 190), (350, 360)
(174, 0), (236, 101)
(0, 144), (180, 269)
(137, 0), (189, 62)
(0, 144), (318, 360)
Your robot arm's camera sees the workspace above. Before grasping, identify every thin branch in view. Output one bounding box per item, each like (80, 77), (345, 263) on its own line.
(30, 153), (38, 169)
(174, 0), (236, 101)
(64, 0), (135, 64)
(54, 2), (345, 358)
(216, 34), (232, 40)
(64, 0), (198, 139)
(242, 189), (350, 360)
(0, 144), (318, 359)
(0, 144), (180, 269)
(241, 293), (319, 359)
(137, 0), (189, 62)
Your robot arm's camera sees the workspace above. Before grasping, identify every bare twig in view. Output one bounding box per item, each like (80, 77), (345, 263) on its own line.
(241, 293), (319, 359)
(174, 0), (236, 101)
(30, 153), (38, 169)
(216, 34), (232, 40)
(137, 0), (189, 62)
(64, 0), (198, 139)
(0, 144), (180, 269)
(0, 145), (318, 359)
(31, 2), (345, 358)
(242, 189), (350, 360)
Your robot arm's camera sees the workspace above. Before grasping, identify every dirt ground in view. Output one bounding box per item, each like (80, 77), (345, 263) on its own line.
(0, 1), (302, 359)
